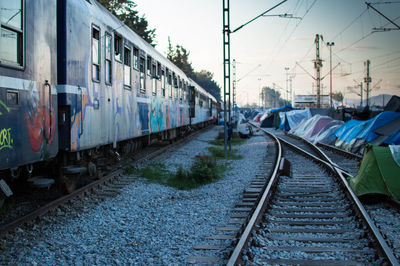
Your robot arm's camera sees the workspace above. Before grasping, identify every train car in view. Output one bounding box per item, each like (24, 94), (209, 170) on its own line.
(0, 0), (58, 178)
(0, 0), (217, 199)
(57, 0), (216, 176)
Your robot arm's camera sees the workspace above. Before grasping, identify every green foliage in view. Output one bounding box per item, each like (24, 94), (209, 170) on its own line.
(124, 166), (136, 175)
(97, 0), (156, 46)
(137, 157), (225, 190)
(332, 92), (344, 104)
(138, 163), (170, 184)
(210, 134), (246, 146)
(166, 39), (221, 101)
(208, 146), (243, 160)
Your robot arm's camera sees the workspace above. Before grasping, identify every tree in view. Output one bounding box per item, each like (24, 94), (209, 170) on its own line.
(261, 86), (284, 108)
(167, 38), (195, 78)
(192, 70), (221, 101)
(97, 0), (156, 46)
(166, 39), (221, 101)
(332, 92), (344, 105)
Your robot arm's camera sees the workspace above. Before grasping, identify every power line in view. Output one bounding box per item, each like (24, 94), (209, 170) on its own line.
(331, 8), (368, 40)
(336, 31), (374, 54)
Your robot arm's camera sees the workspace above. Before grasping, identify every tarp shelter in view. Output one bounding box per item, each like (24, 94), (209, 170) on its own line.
(349, 145), (400, 200)
(384, 95), (400, 112)
(334, 111), (400, 153)
(259, 105), (293, 128)
(289, 115), (335, 141)
(310, 120), (344, 144)
(285, 109), (312, 131)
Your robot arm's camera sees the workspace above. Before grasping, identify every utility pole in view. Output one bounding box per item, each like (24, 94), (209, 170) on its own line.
(360, 82), (363, 107)
(232, 59), (236, 113)
(285, 67), (289, 104)
(327, 41), (334, 108)
(364, 59), (371, 107)
(314, 34), (323, 108)
(222, 0), (230, 157)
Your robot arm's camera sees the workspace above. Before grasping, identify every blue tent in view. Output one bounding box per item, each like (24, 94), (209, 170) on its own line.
(334, 111), (400, 153)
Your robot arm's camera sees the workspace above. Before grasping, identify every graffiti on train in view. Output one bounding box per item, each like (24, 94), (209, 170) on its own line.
(0, 99), (10, 116)
(0, 128), (13, 150)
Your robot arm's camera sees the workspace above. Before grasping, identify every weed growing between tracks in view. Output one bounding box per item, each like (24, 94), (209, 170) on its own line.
(137, 157), (227, 190)
(135, 134), (243, 190)
(209, 134), (246, 146)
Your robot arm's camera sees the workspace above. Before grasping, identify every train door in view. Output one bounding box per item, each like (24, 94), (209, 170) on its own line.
(110, 32), (124, 148)
(103, 31), (114, 146)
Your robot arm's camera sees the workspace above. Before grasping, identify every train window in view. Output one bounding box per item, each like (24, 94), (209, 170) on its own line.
(179, 79), (183, 101)
(114, 33), (122, 62)
(139, 56), (146, 93)
(92, 25), (100, 82)
(173, 73), (178, 99)
(168, 72), (172, 98)
(151, 63), (156, 95)
(146, 56), (151, 76)
(161, 69), (166, 97)
(124, 46), (131, 89)
(105, 33), (112, 85)
(6, 90), (19, 106)
(133, 47), (139, 70)
(157, 62), (161, 77)
(0, 0), (23, 67)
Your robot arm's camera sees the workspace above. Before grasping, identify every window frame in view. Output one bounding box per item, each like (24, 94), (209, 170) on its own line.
(123, 45), (132, 89)
(0, 0), (25, 69)
(161, 68), (166, 97)
(151, 62), (157, 95)
(91, 24), (101, 83)
(114, 32), (122, 62)
(146, 56), (152, 76)
(133, 46), (139, 70)
(167, 70), (172, 99)
(139, 55), (146, 93)
(104, 32), (112, 85)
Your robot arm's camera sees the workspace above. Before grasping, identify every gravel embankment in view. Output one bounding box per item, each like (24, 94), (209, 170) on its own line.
(0, 126), (268, 265)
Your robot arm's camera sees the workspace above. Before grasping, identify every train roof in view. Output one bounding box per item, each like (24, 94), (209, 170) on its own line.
(87, 0), (191, 84)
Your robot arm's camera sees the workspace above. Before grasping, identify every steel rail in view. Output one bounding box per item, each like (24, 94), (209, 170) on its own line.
(236, 124), (398, 265)
(0, 124), (214, 237)
(283, 130), (398, 265)
(317, 142), (363, 161)
(226, 125), (282, 266)
(0, 168), (124, 237)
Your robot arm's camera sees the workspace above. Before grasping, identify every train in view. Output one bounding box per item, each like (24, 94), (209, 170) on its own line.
(0, 0), (219, 197)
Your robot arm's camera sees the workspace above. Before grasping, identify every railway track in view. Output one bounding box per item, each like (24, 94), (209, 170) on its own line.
(0, 125), (212, 237)
(227, 125), (399, 265)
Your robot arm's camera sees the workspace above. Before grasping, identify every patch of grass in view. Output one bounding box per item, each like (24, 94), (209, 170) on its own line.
(124, 166), (137, 175)
(208, 146), (243, 160)
(209, 134), (246, 146)
(138, 163), (171, 184)
(137, 158), (226, 190)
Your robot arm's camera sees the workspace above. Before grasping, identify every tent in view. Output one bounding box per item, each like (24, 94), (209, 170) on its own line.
(384, 95), (400, 112)
(349, 145), (400, 200)
(334, 111), (400, 153)
(289, 115), (334, 140)
(310, 120), (344, 144)
(259, 105), (293, 128)
(285, 109), (312, 131)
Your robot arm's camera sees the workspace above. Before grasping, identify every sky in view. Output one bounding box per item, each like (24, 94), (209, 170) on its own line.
(134, 0), (400, 106)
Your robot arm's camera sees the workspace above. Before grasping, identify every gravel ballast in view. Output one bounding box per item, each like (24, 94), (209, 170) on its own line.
(1, 126), (269, 265)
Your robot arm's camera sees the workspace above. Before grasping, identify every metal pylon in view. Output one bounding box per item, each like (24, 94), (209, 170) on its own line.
(223, 0), (231, 157)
